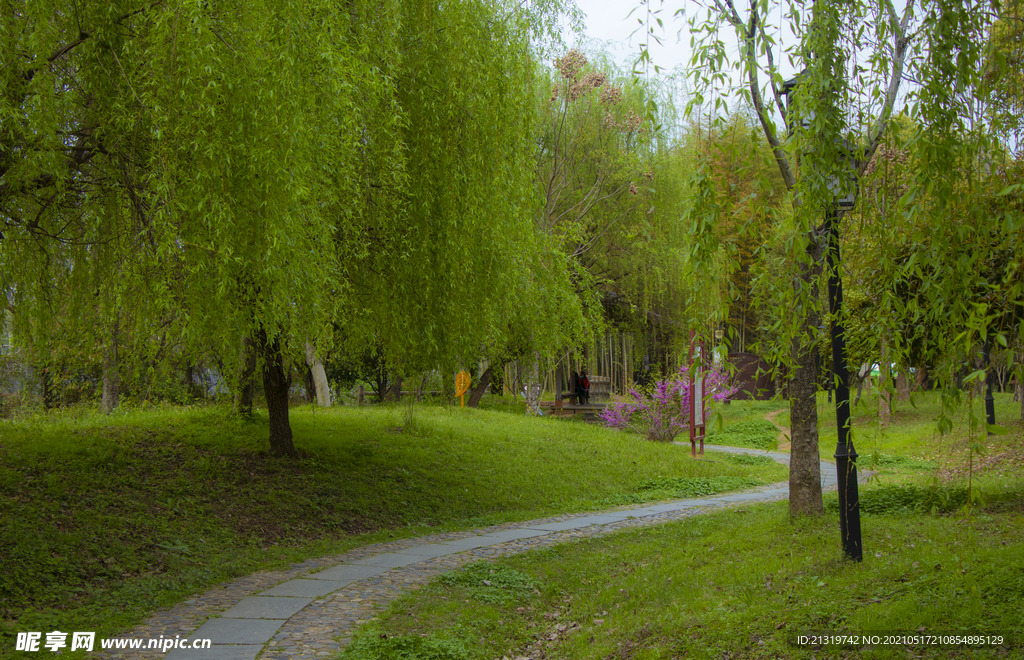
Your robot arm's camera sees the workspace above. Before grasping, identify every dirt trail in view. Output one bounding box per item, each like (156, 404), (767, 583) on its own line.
(766, 408), (791, 452)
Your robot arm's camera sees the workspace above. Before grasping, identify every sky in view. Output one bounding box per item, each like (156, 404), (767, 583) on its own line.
(565, 0), (695, 78)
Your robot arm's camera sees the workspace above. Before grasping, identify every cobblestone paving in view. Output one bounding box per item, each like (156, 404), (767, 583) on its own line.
(93, 446), (829, 660)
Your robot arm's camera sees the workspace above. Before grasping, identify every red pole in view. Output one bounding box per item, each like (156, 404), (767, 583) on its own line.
(689, 329), (696, 458)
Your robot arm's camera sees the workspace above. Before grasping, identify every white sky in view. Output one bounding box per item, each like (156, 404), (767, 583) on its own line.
(566, 0), (695, 77)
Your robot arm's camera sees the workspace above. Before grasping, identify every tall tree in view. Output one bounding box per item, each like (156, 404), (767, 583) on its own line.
(672, 0), (997, 516)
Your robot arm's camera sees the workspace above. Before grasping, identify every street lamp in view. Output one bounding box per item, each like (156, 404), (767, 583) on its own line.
(782, 72), (863, 562)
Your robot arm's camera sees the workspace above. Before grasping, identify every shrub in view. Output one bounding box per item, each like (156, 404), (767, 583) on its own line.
(599, 366), (736, 442)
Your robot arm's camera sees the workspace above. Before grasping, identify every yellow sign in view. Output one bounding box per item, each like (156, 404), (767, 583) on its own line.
(455, 370), (471, 406)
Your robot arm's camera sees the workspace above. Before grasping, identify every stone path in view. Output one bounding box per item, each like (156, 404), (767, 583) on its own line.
(96, 446), (839, 660)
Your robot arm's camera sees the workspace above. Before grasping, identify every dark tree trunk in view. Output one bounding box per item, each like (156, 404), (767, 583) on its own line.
(41, 364), (55, 410)
(467, 366), (493, 408)
(257, 327), (296, 457)
(896, 366), (910, 402)
(303, 365), (316, 403)
(102, 322), (120, 414)
(386, 372), (403, 402)
(183, 363), (195, 401)
(915, 364), (928, 391)
(789, 243), (824, 517)
(879, 339), (891, 427)
(416, 374), (427, 402)
(234, 335), (258, 414)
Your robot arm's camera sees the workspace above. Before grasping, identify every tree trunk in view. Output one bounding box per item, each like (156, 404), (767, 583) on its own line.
(101, 321), (120, 414)
(257, 327), (296, 457)
(303, 366), (316, 402)
(974, 345), (986, 398)
(234, 335), (257, 414)
(789, 249), (823, 517)
(40, 364), (55, 409)
(879, 339), (891, 427)
(915, 364), (928, 391)
(896, 366), (910, 402)
(386, 372), (403, 402)
(525, 353), (541, 415)
(1017, 359), (1024, 422)
(304, 341), (332, 407)
(853, 363), (871, 405)
(443, 367), (455, 404)
(183, 363), (197, 401)
(467, 366), (493, 408)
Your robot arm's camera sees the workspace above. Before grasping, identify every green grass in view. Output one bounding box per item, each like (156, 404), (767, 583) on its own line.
(335, 390), (1024, 660)
(706, 419), (779, 450)
(348, 488), (1024, 660)
(0, 400), (784, 654)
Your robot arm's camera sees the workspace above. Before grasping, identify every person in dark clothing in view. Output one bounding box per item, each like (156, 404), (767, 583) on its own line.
(578, 369), (590, 404)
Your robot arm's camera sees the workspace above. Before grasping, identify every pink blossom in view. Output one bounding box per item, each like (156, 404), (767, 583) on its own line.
(599, 365), (737, 442)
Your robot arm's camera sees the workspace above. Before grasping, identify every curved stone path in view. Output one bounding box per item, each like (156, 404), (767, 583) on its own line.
(97, 445), (838, 660)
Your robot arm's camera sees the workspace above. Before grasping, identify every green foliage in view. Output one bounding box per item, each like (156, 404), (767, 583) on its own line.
(436, 562), (539, 605)
(0, 0), (590, 433)
(868, 454), (939, 470)
(339, 627), (472, 660)
(825, 484), (969, 515)
(719, 452), (775, 466)
(634, 475), (761, 497)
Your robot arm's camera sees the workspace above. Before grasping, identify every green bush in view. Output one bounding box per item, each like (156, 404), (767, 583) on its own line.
(339, 629), (472, 660)
(719, 453), (775, 466)
(866, 454), (938, 470)
(825, 484), (969, 515)
(634, 476), (760, 497)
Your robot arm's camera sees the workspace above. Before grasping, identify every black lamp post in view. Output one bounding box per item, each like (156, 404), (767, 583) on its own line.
(782, 72), (863, 562)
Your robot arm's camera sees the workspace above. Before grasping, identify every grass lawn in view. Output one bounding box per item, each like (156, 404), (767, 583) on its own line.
(335, 392), (1024, 660)
(0, 399), (785, 653)
(348, 495), (1024, 660)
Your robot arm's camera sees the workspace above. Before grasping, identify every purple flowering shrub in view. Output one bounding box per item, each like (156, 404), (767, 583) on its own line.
(599, 365), (737, 443)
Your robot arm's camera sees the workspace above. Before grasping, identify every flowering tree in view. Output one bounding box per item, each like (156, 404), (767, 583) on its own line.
(599, 366), (736, 443)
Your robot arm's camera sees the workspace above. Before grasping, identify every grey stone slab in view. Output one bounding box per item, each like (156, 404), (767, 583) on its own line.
(580, 514), (625, 524)
(592, 512), (636, 522)
(392, 544), (458, 558)
(476, 529), (550, 543)
(346, 552), (432, 569)
(187, 618), (282, 645)
(306, 564), (389, 582)
(439, 536), (494, 550)
(712, 493), (766, 502)
(635, 503), (687, 514)
(260, 579), (353, 598)
(166, 645), (260, 660)
(670, 499), (718, 508)
(525, 519), (595, 532)
(221, 596), (312, 620)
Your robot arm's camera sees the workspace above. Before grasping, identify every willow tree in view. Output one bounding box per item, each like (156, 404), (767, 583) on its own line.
(338, 0), (587, 391)
(671, 0), (1005, 518)
(1, 0), (395, 456)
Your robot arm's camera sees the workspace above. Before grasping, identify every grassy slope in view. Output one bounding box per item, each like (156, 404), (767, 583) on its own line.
(0, 400), (784, 647)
